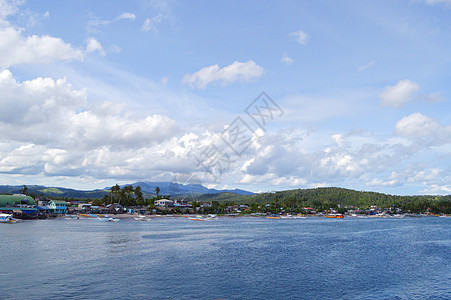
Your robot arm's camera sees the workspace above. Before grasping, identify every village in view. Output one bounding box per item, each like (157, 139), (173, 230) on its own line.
(0, 193), (446, 221)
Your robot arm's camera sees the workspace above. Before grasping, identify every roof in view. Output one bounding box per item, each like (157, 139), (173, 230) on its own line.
(155, 199), (173, 203)
(50, 200), (69, 205)
(0, 195), (36, 206)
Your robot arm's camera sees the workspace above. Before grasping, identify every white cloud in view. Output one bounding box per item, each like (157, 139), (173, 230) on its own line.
(142, 14), (163, 33)
(289, 30), (308, 45)
(116, 12), (136, 21)
(0, 0), (23, 19)
(358, 61), (375, 71)
(379, 79), (419, 108)
(281, 53), (294, 65)
(0, 25), (83, 68)
(182, 60), (264, 89)
(394, 112), (451, 145)
(0, 70), (192, 180)
(110, 44), (122, 53)
(85, 37), (105, 56)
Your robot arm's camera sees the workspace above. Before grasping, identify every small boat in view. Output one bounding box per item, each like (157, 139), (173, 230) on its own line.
(97, 216), (121, 222)
(266, 214), (281, 219)
(65, 214), (80, 219)
(189, 215), (207, 221)
(134, 215), (151, 221)
(325, 214), (344, 219)
(0, 213), (19, 223)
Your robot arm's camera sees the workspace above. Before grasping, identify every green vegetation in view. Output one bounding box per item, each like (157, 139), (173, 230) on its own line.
(191, 187), (451, 214)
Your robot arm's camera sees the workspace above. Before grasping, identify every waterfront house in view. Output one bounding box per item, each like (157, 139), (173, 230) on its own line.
(154, 199), (174, 208)
(78, 203), (92, 212)
(106, 203), (124, 214)
(0, 195), (38, 218)
(48, 200), (69, 214)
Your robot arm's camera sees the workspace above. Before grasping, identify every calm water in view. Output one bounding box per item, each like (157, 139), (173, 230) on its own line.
(1, 217), (450, 299)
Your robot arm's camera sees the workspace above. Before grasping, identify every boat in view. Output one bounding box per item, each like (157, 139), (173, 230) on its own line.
(325, 214), (344, 219)
(0, 213), (20, 223)
(97, 216), (121, 222)
(134, 215), (151, 221)
(188, 215), (207, 221)
(266, 214), (281, 219)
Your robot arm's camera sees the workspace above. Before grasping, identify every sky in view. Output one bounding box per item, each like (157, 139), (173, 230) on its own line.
(0, 0), (450, 195)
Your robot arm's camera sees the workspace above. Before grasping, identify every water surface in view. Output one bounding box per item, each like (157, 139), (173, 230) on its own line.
(1, 217), (450, 299)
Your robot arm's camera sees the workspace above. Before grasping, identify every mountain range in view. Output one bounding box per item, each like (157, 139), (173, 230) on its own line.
(0, 182), (254, 199)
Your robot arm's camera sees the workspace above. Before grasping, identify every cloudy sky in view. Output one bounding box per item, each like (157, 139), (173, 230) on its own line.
(0, 0), (450, 195)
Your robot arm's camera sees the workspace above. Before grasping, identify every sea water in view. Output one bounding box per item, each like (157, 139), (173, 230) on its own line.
(1, 217), (450, 299)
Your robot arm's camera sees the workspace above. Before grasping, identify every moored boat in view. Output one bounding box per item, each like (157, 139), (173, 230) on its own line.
(266, 214), (281, 219)
(0, 213), (20, 223)
(188, 215), (207, 221)
(325, 214), (344, 219)
(134, 215), (151, 221)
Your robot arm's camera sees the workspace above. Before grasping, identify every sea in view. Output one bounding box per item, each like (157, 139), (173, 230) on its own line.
(1, 216), (450, 299)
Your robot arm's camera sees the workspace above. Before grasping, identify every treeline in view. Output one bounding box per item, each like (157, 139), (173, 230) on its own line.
(193, 187), (451, 214)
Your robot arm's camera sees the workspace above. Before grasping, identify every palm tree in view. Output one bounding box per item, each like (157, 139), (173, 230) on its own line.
(111, 184), (121, 204)
(134, 186), (144, 206)
(123, 185), (134, 206)
(21, 185), (28, 195)
(155, 186), (160, 196)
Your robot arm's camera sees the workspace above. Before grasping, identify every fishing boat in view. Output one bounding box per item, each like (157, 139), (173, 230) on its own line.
(266, 214), (281, 219)
(325, 214), (344, 219)
(188, 215), (207, 221)
(134, 215), (151, 221)
(97, 216), (121, 222)
(0, 213), (19, 223)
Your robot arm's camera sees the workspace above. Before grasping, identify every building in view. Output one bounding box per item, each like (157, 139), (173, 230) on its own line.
(48, 200), (69, 214)
(0, 195), (38, 218)
(154, 199), (174, 208)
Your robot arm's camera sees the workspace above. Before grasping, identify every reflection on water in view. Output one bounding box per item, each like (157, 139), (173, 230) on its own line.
(0, 217), (450, 299)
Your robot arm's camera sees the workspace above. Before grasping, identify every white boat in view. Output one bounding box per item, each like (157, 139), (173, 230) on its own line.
(97, 216), (121, 222)
(188, 215), (207, 221)
(134, 215), (151, 221)
(0, 213), (19, 223)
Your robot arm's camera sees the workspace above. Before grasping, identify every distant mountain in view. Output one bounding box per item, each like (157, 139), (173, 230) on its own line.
(0, 185), (110, 199)
(0, 182), (254, 199)
(127, 181), (255, 196)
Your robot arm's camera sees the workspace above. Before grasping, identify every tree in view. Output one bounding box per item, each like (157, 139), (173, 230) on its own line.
(155, 186), (161, 196)
(21, 185), (28, 195)
(134, 186), (144, 206)
(111, 184), (121, 204)
(122, 185), (134, 206)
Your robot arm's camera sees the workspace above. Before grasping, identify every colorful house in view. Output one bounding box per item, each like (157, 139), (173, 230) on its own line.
(154, 199), (174, 208)
(48, 200), (69, 214)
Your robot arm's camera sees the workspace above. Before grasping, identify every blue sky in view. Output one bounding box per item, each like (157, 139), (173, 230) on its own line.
(0, 0), (450, 195)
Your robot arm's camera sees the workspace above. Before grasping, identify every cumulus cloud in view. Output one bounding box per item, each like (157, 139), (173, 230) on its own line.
(85, 37), (105, 56)
(0, 25), (84, 68)
(183, 60), (264, 89)
(379, 79), (419, 108)
(0, 70), (188, 179)
(394, 112), (451, 145)
(281, 53), (294, 65)
(289, 30), (308, 45)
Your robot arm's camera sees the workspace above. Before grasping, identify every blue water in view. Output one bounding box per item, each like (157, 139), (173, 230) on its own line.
(1, 217), (450, 299)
